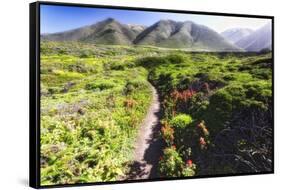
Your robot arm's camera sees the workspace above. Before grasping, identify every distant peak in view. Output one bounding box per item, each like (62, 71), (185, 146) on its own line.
(158, 19), (175, 23)
(104, 17), (117, 23)
(182, 20), (194, 24)
(222, 28), (253, 33)
(156, 19), (193, 26)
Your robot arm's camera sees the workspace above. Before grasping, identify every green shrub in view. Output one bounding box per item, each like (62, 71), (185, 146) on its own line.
(177, 75), (192, 90)
(138, 54), (185, 68)
(155, 73), (175, 97)
(182, 166), (196, 176)
(47, 87), (60, 95)
(203, 89), (232, 133)
(166, 53), (185, 64)
(110, 63), (125, 70)
(85, 81), (115, 91)
(123, 80), (147, 96)
(158, 147), (184, 177)
(170, 114), (193, 129)
(68, 62), (89, 73)
(170, 114), (193, 145)
(138, 56), (168, 68)
(250, 69), (271, 80)
(110, 61), (135, 70)
(79, 50), (92, 58)
(158, 146), (196, 177)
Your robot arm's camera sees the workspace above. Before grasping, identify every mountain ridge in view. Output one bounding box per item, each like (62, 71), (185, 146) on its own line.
(221, 28), (253, 44)
(42, 18), (256, 51)
(42, 18), (146, 45)
(235, 23), (272, 52)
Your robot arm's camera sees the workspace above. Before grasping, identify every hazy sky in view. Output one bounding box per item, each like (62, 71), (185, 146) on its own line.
(41, 4), (271, 34)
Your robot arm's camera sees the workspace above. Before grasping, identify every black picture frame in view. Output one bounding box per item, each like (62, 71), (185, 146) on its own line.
(30, 1), (274, 188)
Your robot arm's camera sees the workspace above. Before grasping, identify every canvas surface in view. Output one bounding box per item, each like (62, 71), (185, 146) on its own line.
(37, 2), (273, 187)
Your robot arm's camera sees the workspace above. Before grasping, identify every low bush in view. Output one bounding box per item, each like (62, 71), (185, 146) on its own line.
(170, 114), (194, 145)
(123, 80), (147, 95)
(158, 147), (184, 177)
(203, 89), (232, 133)
(161, 121), (174, 146)
(166, 53), (185, 64)
(138, 53), (185, 68)
(79, 50), (92, 58)
(170, 114), (193, 129)
(68, 63), (90, 73)
(85, 81), (115, 91)
(138, 56), (168, 68)
(158, 146), (196, 177)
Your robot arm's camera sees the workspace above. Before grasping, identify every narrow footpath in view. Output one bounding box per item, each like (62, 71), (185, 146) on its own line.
(123, 84), (164, 180)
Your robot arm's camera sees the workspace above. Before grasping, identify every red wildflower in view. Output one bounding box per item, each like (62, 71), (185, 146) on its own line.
(170, 89), (196, 102)
(199, 137), (206, 145)
(186, 159), (193, 167)
(172, 145), (176, 149)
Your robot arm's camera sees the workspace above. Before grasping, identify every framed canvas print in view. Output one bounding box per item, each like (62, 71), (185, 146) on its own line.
(29, 1), (274, 188)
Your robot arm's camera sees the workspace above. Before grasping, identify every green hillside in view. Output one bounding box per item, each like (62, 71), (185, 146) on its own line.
(40, 42), (154, 185)
(40, 41), (272, 184)
(138, 52), (272, 176)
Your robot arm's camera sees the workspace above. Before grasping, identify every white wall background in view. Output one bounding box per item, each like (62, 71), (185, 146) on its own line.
(0, 0), (279, 189)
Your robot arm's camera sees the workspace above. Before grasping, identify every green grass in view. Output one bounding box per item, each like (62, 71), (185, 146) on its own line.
(40, 41), (272, 184)
(40, 42), (154, 185)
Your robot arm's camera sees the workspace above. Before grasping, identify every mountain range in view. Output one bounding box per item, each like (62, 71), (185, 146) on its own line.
(221, 28), (253, 44)
(42, 18), (145, 45)
(234, 23), (272, 51)
(42, 18), (272, 52)
(133, 19), (240, 51)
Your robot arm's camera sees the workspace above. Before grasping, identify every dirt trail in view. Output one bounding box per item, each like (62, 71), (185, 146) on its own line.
(123, 84), (164, 180)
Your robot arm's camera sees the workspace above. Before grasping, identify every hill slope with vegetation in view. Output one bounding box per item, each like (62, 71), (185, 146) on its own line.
(138, 52), (272, 176)
(40, 41), (155, 185)
(40, 41), (272, 185)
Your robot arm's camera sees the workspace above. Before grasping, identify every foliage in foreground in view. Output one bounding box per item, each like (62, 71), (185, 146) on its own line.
(141, 52), (272, 175)
(40, 41), (272, 184)
(40, 42), (155, 185)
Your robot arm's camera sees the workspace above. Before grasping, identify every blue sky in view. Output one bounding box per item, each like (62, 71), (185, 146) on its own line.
(40, 4), (270, 34)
